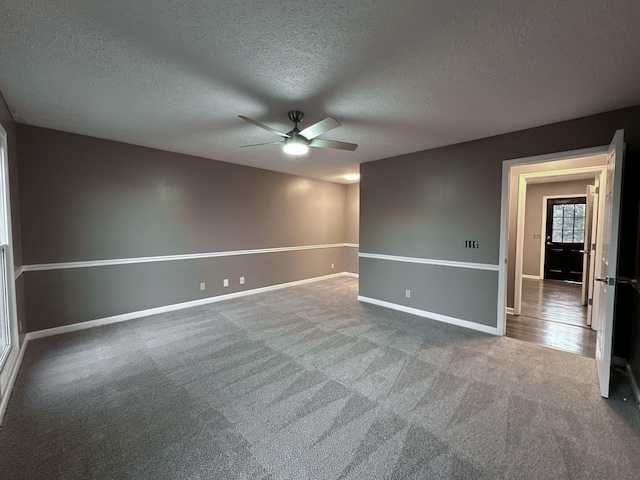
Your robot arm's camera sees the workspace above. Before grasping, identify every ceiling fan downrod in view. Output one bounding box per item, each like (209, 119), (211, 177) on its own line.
(287, 110), (304, 127)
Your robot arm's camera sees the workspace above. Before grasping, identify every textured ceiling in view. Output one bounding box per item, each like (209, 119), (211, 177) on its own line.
(1, 1), (639, 183)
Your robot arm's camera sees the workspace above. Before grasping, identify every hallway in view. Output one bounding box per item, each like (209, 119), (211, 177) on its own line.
(507, 279), (597, 357)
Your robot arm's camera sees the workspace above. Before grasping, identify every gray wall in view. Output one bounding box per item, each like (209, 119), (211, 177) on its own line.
(344, 183), (359, 274)
(0, 91), (25, 338)
(17, 125), (349, 331)
(360, 105), (640, 329)
(522, 179), (594, 277)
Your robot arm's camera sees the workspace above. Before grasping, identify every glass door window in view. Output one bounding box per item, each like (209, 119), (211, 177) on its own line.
(551, 203), (586, 243)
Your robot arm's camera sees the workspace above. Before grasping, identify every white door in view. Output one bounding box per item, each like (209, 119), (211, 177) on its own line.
(594, 130), (624, 398)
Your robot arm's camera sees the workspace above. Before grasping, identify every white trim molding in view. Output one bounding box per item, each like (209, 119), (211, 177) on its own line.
(13, 266), (23, 280)
(506, 307), (514, 315)
(521, 274), (541, 280)
(344, 243), (359, 248)
(358, 296), (500, 335)
(25, 272), (350, 341)
(502, 146), (609, 170)
(0, 340), (27, 423)
(358, 252), (499, 271)
(21, 243), (353, 273)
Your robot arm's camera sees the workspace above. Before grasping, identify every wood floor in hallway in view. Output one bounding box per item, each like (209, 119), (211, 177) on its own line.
(507, 279), (597, 358)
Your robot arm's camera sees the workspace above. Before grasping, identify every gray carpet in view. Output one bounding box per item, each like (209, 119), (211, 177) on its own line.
(1, 277), (639, 479)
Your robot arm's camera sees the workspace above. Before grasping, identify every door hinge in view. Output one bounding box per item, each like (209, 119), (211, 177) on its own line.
(592, 243), (596, 250)
(588, 298), (593, 306)
(595, 187), (599, 194)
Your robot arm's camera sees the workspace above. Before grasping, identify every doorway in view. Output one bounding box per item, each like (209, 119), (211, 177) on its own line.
(505, 161), (608, 360)
(507, 192), (595, 355)
(498, 130), (625, 399)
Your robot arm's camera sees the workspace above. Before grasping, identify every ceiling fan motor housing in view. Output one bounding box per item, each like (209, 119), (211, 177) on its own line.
(288, 110), (304, 124)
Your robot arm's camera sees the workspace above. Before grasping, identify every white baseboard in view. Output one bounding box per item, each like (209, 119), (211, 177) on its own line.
(357, 295), (500, 335)
(506, 307), (514, 315)
(522, 274), (541, 280)
(0, 339), (28, 424)
(627, 363), (640, 411)
(345, 272), (359, 278)
(25, 272), (350, 341)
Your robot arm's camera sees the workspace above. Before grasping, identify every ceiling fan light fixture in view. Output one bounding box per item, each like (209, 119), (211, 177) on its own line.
(239, 111), (357, 154)
(344, 173), (360, 181)
(283, 138), (309, 156)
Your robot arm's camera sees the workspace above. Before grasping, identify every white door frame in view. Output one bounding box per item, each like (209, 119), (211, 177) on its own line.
(497, 146), (609, 334)
(586, 182), (601, 329)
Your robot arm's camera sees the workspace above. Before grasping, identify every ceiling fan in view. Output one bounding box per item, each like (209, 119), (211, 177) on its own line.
(239, 111), (358, 156)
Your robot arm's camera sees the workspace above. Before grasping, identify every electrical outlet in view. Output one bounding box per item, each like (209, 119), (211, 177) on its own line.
(405, 289), (411, 298)
(223, 279), (229, 287)
(331, 263), (334, 269)
(240, 276), (245, 285)
(200, 282), (206, 291)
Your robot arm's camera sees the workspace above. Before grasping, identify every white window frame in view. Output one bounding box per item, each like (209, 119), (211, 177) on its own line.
(0, 122), (19, 408)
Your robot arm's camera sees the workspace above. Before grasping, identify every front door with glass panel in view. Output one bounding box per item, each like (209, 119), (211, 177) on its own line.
(544, 197), (586, 281)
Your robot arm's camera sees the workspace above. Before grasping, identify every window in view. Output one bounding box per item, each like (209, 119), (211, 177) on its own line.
(0, 248), (8, 361)
(0, 128), (12, 370)
(551, 203), (585, 243)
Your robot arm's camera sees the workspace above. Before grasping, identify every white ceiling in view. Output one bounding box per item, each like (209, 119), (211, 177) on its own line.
(1, 1), (639, 184)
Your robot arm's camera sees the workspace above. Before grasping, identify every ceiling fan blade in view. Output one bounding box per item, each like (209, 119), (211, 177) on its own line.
(239, 141), (282, 148)
(309, 138), (358, 151)
(299, 117), (341, 140)
(238, 116), (290, 138)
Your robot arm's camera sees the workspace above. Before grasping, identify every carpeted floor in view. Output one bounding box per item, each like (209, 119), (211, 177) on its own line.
(1, 277), (639, 479)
